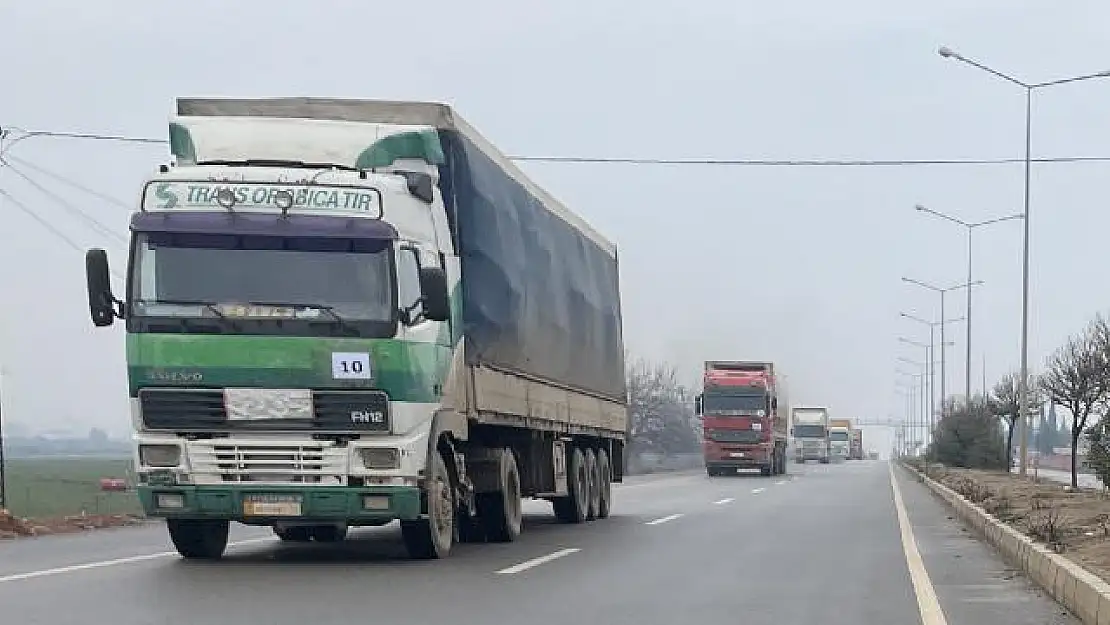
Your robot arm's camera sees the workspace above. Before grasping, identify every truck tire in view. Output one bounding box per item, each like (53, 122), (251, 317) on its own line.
(167, 519), (229, 560)
(596, 448), (612, 519)
(553, 446), (588, 524)
(401, 449), (455, 559)
(760, 465), (772, 477)
(584, 448), (601, 521)
(477, 447), (523, 543)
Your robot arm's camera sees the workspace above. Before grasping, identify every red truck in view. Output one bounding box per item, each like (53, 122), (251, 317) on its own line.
(695, 361), (789, 477)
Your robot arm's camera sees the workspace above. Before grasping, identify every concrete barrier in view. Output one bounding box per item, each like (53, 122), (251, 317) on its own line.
(901, 462), (1110, 625)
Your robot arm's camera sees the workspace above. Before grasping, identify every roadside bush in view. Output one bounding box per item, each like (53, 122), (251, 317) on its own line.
(929, 396), (1008, 470)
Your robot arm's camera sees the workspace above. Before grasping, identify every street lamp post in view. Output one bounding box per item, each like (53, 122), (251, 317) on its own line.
(902, 277), (983, 439)
(901, 312), (965, 440)
(914, 204), (1023, 402)
(897, 365), (925, 450)
(937, 46), (1110, 476)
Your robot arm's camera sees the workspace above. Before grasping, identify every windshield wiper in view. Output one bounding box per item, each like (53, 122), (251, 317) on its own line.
(197, 159), (361, 172)
(140, 298), (227, 319)
(242, 301), (348, 325)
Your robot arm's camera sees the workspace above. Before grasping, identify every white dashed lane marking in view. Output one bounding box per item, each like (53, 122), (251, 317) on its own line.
(496, 548), (581, 575)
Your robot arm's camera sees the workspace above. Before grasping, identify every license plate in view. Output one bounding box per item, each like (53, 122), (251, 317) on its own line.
(243, 494), (303, 516)
(730, 452), (746, 458)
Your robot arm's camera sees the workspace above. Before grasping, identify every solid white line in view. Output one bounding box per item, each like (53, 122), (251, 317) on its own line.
(775, 480), (788, 485)
(644, 513), (684, 525)
(712, 498), (735, 505)
(751, 487), (766, 494)
(495, 548), (580, 575)
(0, 537), (274, 584)
(889, 463), (948, 625)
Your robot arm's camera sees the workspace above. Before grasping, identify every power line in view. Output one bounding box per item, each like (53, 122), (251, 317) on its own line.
(0, 187), (126, 282)
(7, 125), (1110, 166)
(4, 155), (132, 212)
(512, 155), (1110, 166)
(0, 158), (126, 246)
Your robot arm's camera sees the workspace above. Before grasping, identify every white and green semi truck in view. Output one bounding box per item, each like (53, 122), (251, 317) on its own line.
(83, 98), (628, 560)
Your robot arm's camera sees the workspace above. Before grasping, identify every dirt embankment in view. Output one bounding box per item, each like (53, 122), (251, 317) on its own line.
(918, 463), (1110, 584)
(0, 508), (146, 540)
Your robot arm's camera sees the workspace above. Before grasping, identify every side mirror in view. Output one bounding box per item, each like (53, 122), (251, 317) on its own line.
(86, 248), (117, 327)
(694, 395), (703, 415)
(418, 266), (450, 322)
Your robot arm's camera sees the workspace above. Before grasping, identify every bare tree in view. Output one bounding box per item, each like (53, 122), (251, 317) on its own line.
(991, 372), (1041, 471)
(1040, 324), (1105, 488)
(626, 358), (698, 458)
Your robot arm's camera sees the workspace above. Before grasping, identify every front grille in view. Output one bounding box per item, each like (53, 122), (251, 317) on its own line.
(138, 388), (392, 432)
(188, 441), (346, 485)
(139, 389), (226, 429)
(709, 429), (763, 444)
(313, 391), (391, 431)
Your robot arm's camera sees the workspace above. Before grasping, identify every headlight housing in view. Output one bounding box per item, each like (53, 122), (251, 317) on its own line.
(359, 447), (400, 470)
(139, 444), (181, 468)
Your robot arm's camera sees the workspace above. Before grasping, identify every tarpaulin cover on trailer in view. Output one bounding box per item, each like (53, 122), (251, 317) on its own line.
(439, 130), (626, 403)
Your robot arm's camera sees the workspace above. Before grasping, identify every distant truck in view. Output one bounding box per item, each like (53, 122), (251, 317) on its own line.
(696, 361), (789, 477)
(828, 418), (852, 462)
(790, 406), (830, 464)
(849, 428), (863, 460)
(82, 97), (628, 561)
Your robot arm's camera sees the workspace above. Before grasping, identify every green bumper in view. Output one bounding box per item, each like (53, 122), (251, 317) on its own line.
(137, 485), (422, 524)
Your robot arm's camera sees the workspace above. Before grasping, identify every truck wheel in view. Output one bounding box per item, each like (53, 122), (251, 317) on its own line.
(477, 447), (523, 542)
(401, 449), (455, 559)
(760, 466), (772, 477)
(311, 524), (348, 543)
(596, 448), (612, 519)
(274, 526), (312, 542)
(553, 446), (588, 524)
(167, 519), (229, 560)
(584, 448), (601, 521)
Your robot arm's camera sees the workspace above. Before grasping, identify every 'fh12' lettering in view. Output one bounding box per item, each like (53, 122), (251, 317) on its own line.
(351, 410), (386, 424)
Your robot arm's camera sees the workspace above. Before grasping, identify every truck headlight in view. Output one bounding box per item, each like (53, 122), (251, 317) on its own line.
(139, 444), (181, 468)
(359, 447), (400, 470)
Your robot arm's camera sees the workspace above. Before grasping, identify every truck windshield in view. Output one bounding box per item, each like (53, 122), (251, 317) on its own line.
(829, 431), (849, 441)
(129, 231), (393, 323)
(702, 394), (766, 415)
(793, 424), (826, 438)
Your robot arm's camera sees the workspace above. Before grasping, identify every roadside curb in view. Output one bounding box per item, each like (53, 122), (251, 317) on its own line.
(899, 461), (1110, 625)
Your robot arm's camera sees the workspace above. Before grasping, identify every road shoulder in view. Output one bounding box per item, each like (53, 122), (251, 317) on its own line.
(894, 464), (1079, 625)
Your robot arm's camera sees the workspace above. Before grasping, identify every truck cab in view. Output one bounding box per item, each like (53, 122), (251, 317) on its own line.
(790, 406), (830, 464)
(828, 427), (850, 462)
(696, 361), (788, 477)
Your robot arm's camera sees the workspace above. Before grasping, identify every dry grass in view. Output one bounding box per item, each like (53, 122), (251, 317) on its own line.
(928, 465), (1110, 580)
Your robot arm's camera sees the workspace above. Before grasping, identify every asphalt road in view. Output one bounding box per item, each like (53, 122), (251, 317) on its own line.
(0, 462), (1080, 625)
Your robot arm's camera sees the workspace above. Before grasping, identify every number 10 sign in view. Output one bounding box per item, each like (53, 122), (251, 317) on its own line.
(331, 352), (373, 380)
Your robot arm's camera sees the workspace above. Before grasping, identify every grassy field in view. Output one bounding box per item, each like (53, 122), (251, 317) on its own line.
(3, 456), (142, 519)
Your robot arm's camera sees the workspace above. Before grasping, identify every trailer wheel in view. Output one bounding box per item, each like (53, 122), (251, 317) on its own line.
(477, 447), (523, 542)
(584, 448), (601, 521)
(596, 448), (612, 519)
(401, 449), (455, 559)
(167, 519), (229, 560)
(553, 446), (588, 524)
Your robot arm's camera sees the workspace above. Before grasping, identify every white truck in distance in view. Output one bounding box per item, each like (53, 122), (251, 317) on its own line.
(790, 407), (829, 464)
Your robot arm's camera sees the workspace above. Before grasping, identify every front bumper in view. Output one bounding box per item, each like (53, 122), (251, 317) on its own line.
(138, 485), (421, 524)
(704, 445), (771, 468)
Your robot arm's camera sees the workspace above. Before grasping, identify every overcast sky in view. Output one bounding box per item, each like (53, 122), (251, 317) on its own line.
(2, 0), (1109, 441)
